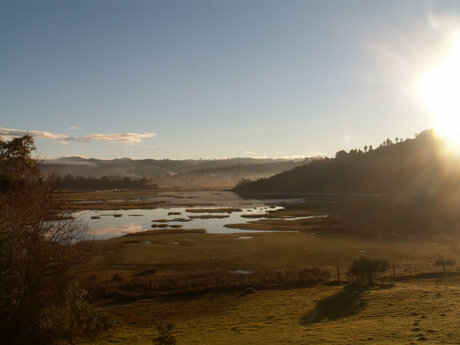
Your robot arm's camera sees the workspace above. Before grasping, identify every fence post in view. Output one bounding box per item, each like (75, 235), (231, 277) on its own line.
(149, 279), (152, 294)
(337, 266), (340, 283)
(392, 262), (396, 279)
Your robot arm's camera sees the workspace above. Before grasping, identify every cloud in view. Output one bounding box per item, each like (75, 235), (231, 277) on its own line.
(0, 127), (156, 145)
(68, 126), (79, 130)
(84, 132), (155, 144)
(243, 150), (256, 155)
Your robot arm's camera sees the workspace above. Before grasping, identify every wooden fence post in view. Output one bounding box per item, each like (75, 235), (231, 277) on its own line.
(392, 262), (396, 279)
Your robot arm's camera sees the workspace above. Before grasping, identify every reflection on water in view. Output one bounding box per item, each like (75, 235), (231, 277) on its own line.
(77, 205), (284, 239)
(75, 191), (306, 239)
(90, 224), (142, 237)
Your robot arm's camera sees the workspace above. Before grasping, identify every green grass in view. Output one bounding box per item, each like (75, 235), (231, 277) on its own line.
(79, 276), (460, 344)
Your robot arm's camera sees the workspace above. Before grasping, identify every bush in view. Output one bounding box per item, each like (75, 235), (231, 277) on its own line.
(43, 283), (117, 341)
(347, 257), (389, 285)
(154, 322), (177, 345)
(435, 257), (456, 272)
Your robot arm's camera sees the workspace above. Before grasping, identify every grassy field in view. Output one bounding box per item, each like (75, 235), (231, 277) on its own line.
(80, 275), (460, 345)
(224, 216), (326, 231)
(61, 190), (217, 210)
(72, 190), (459, 344)
(80, 230), (459, 304)
(85, 231), (458, 276)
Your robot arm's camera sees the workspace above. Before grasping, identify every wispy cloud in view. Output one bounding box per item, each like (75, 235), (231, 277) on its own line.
(68, 126), (79, 130)
(0, 127), (156, 145)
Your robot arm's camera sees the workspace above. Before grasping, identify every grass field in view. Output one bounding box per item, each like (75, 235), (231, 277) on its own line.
(61, 190), (218, 210)
(85, 231), (458, 276)
(79, 275), (460, 345)
(72, 190), (459, 344)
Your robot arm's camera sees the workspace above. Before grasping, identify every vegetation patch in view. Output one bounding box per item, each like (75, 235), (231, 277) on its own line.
(185, 207), (242, 213)
(125, 229), (207, 236)
(189, 214), (230, 219)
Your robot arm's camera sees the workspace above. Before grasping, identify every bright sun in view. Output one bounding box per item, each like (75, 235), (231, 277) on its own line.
(418, 31), (460, 149)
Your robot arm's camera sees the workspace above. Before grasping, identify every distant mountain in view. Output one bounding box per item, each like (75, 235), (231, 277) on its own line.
(157, 160), (308, 188)
(234, 129), (459, 196)
(40, 157), (315, 188)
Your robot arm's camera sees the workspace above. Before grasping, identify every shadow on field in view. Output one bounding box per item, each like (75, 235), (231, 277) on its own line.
(300, 285), (368, 324)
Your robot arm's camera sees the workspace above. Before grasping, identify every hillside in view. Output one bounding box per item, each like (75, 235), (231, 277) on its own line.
(235, 129), (459, 196)
(157, 160), (307, 188)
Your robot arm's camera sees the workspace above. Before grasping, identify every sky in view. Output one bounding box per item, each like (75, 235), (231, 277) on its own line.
(1, 0), (460, 159)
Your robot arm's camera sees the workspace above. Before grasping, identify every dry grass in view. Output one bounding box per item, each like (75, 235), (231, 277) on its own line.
(125, 229), (206, 236)
(188, 214), (230, 219)
(70, 191), (460, 344)
(185, 208), (242, 213)
(224, 217), (325, 231)
(60, 190), (218, 210)
(81, 231), (459, 293)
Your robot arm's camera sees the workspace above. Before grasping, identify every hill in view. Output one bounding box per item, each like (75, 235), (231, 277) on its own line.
(235, 129), (460, 236)
(234, 129), (458, 196)
(41, 157), (314, 189)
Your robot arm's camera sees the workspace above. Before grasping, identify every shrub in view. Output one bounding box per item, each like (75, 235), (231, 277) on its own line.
(435, 257), (457, 272)
(154, 322), (177, 345)
(347, 257), (389, 285)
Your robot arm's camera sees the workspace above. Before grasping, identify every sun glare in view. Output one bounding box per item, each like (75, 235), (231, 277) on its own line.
(418, 31), (460, 149)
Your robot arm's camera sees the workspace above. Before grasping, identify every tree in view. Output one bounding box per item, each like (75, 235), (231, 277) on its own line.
(0, 135), (41, 191)
(0, 136), (89, 344)
(347, 257), (389, 285)
(335, 150), (348, 159)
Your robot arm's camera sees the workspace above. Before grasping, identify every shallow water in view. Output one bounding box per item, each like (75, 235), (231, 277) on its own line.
(76, 206), (286, 239)
(74, 191), (306, 239)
